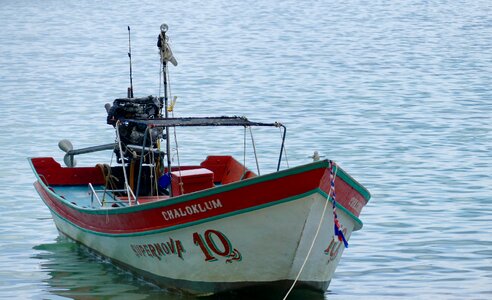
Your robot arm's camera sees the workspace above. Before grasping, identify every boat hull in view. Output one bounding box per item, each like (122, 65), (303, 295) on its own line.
(30, 158), (370, 295)
(46, 191), (354, 294)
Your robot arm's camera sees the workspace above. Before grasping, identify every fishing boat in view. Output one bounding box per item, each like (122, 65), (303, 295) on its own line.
(29, 24), (371, 297)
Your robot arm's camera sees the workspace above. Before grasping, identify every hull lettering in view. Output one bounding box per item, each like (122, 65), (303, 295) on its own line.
(162, 199), (223, 221)
(131, 237), (185, 260)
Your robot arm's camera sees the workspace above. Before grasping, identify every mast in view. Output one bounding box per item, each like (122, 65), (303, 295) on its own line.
(163, 42), (172, 196)
(127, 26), (134, 98)
(158, 23), (177, 196)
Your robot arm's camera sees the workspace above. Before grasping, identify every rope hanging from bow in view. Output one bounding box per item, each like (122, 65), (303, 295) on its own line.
(329, 160), (348, 248)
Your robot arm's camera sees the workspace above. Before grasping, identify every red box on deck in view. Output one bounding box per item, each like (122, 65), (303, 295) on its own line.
(171, 168), (214, 196)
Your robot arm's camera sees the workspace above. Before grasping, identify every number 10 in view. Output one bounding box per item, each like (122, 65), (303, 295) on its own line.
(193, 229), (233, 262)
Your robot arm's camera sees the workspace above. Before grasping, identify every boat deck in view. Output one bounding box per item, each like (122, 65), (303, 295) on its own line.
(32, 155), (258, 210)
(51, 185), (169, 209)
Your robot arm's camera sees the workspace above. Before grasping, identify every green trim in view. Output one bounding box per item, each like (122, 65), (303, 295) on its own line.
(28, 158), (370, 216)
(41, 187), (363, 237)
(317, 189), (363, 231)
(334, 165), (371, 201)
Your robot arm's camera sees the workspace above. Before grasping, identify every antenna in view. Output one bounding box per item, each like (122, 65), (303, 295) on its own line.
(127, 26), (134, 98)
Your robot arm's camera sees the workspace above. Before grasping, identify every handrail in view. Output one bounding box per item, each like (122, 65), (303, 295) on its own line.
(88, 185), (139, 207)
(126, 182), (139, 205)
(88, 183), (103, 208)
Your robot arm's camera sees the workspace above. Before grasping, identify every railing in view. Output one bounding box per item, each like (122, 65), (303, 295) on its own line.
(88, 183), (139, 208)
(88, 183), (103, 207)
(125, 182), (139, 206)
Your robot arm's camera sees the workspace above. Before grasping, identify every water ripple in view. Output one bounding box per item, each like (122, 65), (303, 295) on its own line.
(1, 0), (492, 299)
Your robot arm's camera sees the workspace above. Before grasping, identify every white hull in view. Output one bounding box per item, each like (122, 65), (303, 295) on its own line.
(50, 192), (355, 294)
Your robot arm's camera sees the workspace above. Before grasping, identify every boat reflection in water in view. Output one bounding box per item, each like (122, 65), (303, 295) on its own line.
(32, 237), (325, 300)
(32, 236), (193, 299)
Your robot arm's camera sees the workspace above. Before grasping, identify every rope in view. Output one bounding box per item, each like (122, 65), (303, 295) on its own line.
(172, 122), (184, 195)
(98, 147), (117, 205)
(168, 75), (184, 195)
(148, 128), (158, 196)
(248, 126), (261, 176)
(330, 161), (349, 247)
(167, 65), (173, 108)
(282, 161), (338, 300)
(242, 127), (247, 177)
(97, 163), (117, 205)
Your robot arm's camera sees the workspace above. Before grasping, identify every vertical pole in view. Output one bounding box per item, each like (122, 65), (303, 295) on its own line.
(161, 32), (173, 196)
(135, 127), (149, 203)
(116, 122), (132, 205)
(128, 26), (134, 98)
(277, 125), (287, 172)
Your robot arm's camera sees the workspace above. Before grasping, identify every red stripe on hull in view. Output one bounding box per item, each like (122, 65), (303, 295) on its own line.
(319, 170), (367, 217)
(34, 164), (367, 235)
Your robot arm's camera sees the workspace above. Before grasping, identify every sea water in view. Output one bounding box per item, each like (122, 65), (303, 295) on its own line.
(0, 0), (491, 299)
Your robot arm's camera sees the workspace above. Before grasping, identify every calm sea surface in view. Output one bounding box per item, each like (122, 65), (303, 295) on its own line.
(1, 0), (491, 299)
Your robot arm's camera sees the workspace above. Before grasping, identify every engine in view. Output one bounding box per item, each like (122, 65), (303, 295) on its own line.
(106, 95), (164, 148)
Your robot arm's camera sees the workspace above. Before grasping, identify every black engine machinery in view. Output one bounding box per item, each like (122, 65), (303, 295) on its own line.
(106, 96), (165, 161)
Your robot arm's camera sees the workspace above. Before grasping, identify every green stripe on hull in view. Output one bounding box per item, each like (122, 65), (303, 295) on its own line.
(38, 186), (363, 237)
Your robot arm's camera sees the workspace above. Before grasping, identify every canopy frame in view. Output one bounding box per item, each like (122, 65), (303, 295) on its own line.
(129, 116), (287, 200)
